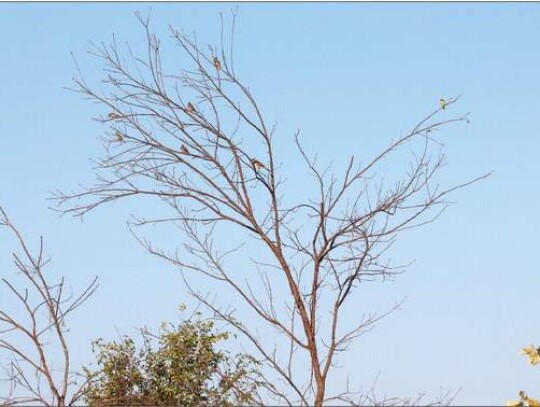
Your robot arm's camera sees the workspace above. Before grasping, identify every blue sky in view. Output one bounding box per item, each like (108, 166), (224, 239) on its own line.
(0, 2), (539, 405)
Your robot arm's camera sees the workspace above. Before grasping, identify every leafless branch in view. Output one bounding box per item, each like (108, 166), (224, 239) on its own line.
(0, 206), (98, 406)
(52, 14), (489, 406)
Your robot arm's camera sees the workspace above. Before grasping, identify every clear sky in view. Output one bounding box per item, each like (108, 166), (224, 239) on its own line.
(0, 2), (539, 405)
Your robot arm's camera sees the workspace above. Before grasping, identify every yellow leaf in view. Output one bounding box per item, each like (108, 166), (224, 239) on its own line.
(521, 345), (540, 366)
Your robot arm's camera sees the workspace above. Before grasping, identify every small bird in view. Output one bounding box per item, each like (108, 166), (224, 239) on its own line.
(114, 132), (124, 142)
(439, 98), (447, 110)
(213, 56), (222, 71)
(108, 112), (121, 119)
(186, 102), (196, 113)
(251, 159), (267, 170)
(180, 144), (189, 154)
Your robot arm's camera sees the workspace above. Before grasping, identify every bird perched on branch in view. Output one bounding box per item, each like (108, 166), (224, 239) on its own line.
(114, 132), (124, 142)
(251, 159), (267, 171)
(108, 112), (121, 119)
(180, 144), (189, 155)
(439, 98), (447, 110)
(186, 102), (196, 113)
(213, 56), (222, 71)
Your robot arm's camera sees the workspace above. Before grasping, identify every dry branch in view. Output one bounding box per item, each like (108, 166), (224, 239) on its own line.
(0, 206), (98, 406)
(53, 13), (489, 406)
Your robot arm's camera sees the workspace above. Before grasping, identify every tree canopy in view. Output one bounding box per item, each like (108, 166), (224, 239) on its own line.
(83, 316), (264, 406)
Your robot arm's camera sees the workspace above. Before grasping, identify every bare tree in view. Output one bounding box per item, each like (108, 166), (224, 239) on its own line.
(53, 13), (489, 406)
(0, 206), (98, 406)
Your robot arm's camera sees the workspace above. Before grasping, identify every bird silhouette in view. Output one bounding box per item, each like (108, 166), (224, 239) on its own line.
(439, 98), (447, 110)
(213, 56), (222, 71)
(108, 112), (121, 119)
(180, 144), (189, 154)
(186, 103), (196, 113)
(251, 159), (267, 170)
(114, 132), (124, 142)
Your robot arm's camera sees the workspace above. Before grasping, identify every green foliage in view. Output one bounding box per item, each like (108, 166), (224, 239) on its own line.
(83, 318), (263, 406)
